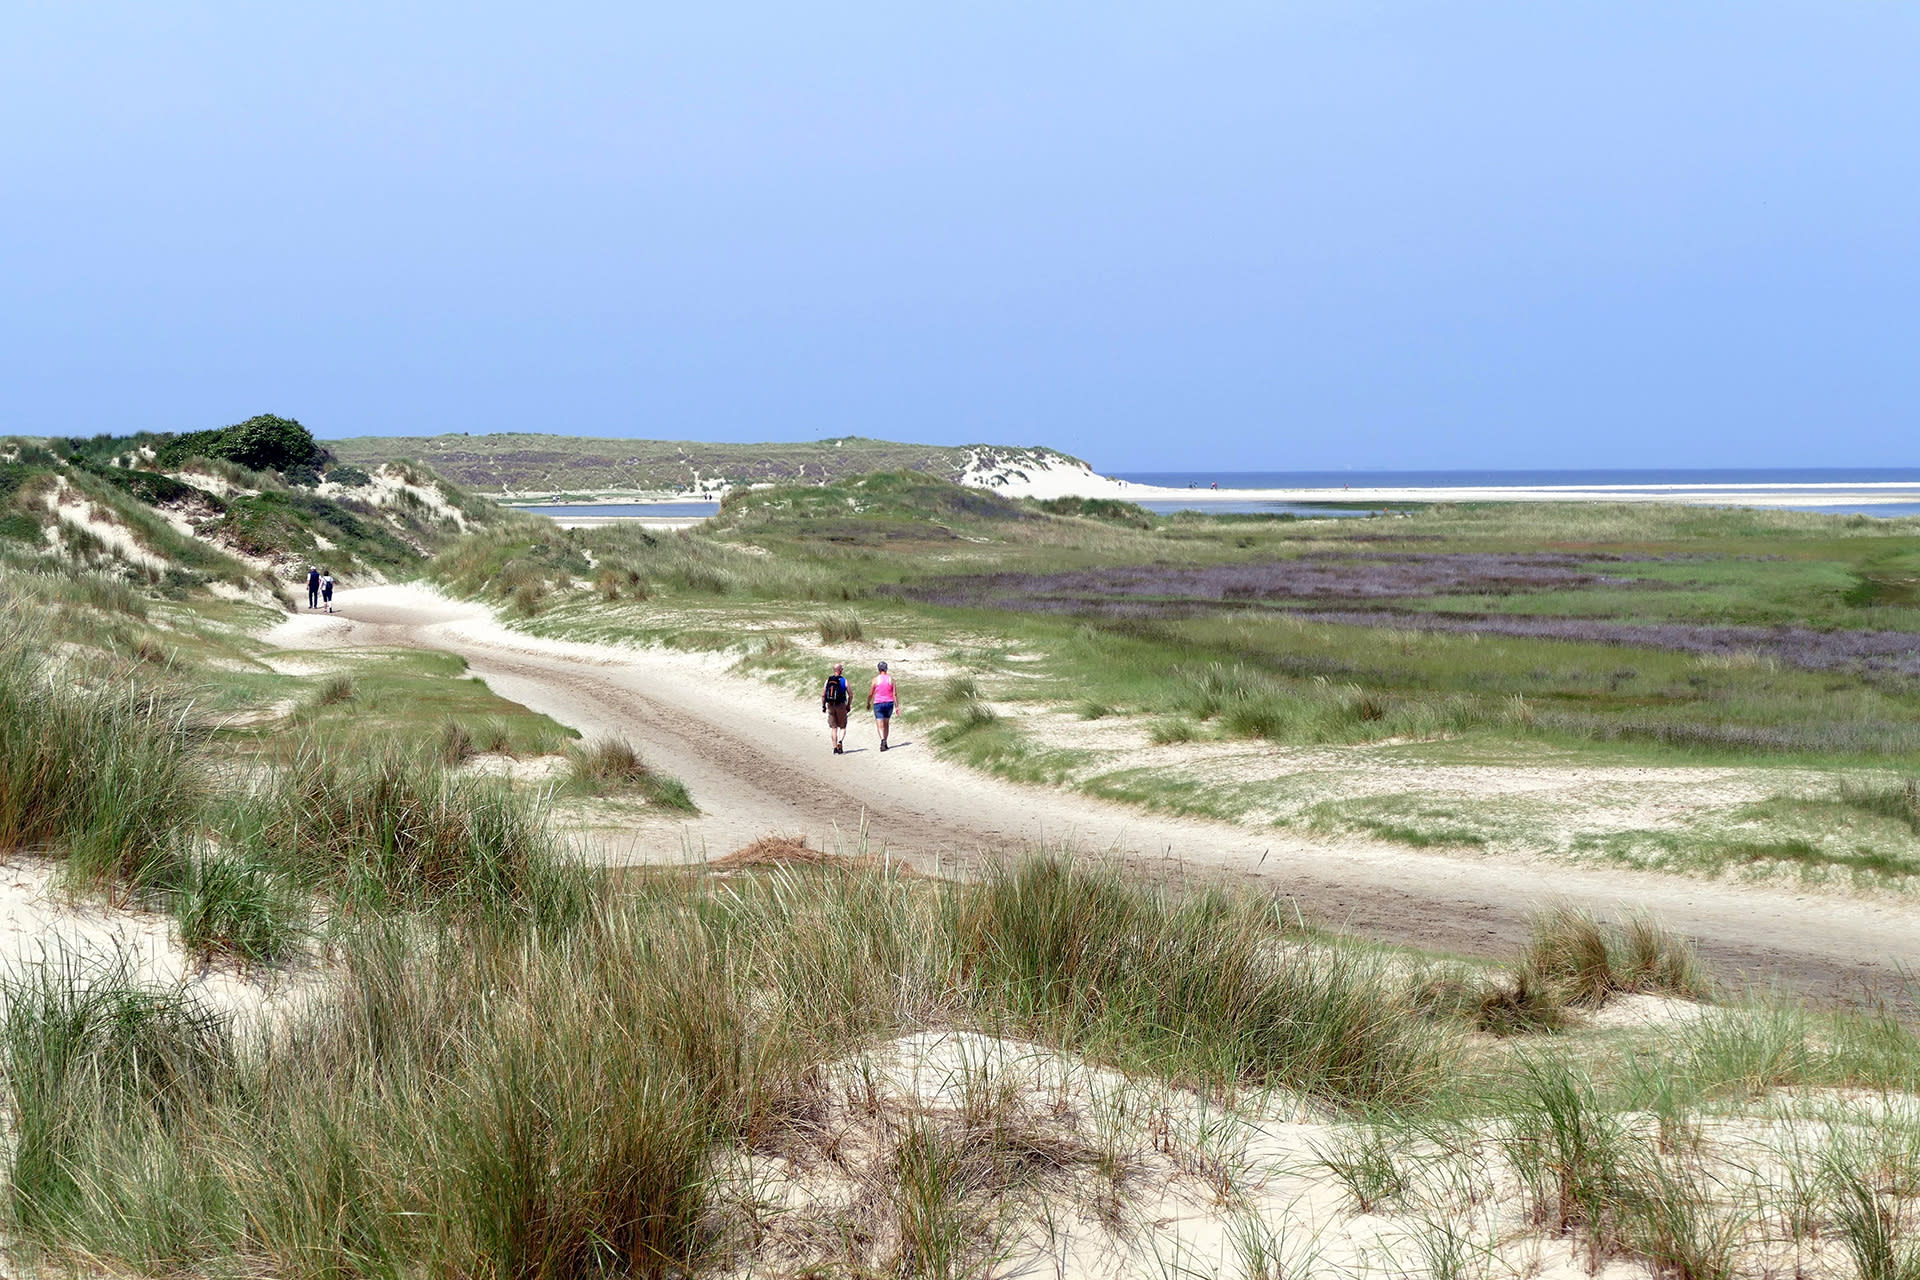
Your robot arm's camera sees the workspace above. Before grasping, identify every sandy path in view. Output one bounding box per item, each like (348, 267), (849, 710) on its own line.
(272, 585), (1920, 1007)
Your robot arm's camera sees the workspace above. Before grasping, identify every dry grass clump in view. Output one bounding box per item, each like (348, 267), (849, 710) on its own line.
(565, 735), (696, 811)
(1411, 907), (1710, 1038)
(709, 836), (919, 878)
(312, 673), (356, 705)
(438, 716), (476, 765)
(1524, 905), (1709, 1007)
(817, 611), (864, 643)
(595, 565), (648, 603)
(1414, 969), (1571, 1037)
(711, 835), (828, 869)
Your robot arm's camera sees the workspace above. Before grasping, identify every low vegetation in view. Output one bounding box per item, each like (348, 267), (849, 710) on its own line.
(4, 844), (1919, 1279)
(333, 431), (1088, 496)
(4, 443), (1920, 1275)
(0, 616), (202, 889)
(566, 735), (696, 811)
(432, 471), (1920, 882)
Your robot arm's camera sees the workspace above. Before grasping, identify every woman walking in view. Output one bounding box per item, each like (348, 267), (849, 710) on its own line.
(320, 571), (335, 613)
(867, 661), (897, 752)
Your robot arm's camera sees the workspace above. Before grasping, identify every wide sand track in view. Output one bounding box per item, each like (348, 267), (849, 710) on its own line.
(274, 585), (1919, 1008)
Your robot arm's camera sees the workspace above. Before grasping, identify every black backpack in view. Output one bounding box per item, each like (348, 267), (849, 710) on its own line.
(823, 676), (848, 705)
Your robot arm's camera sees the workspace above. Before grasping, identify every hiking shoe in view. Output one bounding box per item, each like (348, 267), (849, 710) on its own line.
(834, 744), (842, 754)
(880, 742), (888, 752)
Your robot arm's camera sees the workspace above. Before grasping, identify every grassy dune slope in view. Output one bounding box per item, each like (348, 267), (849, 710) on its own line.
(329, 432), (1087, 496)
(1, 433), (529, 614)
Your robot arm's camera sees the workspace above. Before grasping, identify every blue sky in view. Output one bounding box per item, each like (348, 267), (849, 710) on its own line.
(3, 3), (1913, 471)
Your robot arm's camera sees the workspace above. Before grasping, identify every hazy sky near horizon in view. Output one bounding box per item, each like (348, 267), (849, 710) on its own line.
(4, 4), (1914, 471)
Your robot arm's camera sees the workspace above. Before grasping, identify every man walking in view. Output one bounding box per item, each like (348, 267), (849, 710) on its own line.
(307, 566), (321, 610)
(867, 660), (897, 752)
(821, 662), (850, 754)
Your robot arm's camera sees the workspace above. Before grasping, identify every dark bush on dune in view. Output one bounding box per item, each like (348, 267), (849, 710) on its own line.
(1030, 496), (1155, 528)
(155, 414), (329, 474)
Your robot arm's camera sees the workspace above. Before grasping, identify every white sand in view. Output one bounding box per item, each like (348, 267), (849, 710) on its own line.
(0, 857), (310, 1025)
(974, 469), (1920, 508)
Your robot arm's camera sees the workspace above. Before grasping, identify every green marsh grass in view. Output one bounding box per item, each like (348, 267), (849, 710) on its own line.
(1825, 1131), (1920, 1280)
(954, 856), (1452, 1104)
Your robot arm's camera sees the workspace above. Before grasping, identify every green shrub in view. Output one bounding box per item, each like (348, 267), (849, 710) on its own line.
(154, 414), (325, 473)
(1029, 496), (1154, 528)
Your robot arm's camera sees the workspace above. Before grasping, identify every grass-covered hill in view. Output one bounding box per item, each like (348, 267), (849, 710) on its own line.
(328, 432), (1089, 497)
(0, 417), (522, 613)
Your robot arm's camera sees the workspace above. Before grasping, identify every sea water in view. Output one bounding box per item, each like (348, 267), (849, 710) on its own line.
(517, 502), (721, 518)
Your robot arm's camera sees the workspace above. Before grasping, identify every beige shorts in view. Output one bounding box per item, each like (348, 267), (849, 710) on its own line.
(827, 704), (849, 728)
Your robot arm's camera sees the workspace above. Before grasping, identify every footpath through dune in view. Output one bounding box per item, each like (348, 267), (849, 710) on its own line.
(271, 584), (1920, 1008)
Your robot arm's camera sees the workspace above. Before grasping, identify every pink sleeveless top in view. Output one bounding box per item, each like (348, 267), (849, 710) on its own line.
(873, 674), (895, 701)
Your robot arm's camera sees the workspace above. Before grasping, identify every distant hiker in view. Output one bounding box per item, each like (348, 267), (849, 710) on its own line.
(867, 660), (897, 752)
(821, 662), (850, 754)
(307, 566), (320, 610)
(320, 571), (335, 613)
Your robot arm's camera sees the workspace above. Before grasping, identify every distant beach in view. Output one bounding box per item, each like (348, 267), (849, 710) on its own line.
(505, 466), (1920, 523)
(1112, 468), (1920, 517)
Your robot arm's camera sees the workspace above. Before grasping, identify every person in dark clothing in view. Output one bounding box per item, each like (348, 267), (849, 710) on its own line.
(307, 566), (321, 610)
(821, 663), (850, 754)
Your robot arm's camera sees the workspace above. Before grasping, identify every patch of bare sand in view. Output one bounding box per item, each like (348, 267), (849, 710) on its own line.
(41, 478), (167, 569)
(1580, 991), (1716, 1032)
(461, 751), (570, 783)
(0, 857), (315, 1028)
(1010, 698), (1801, 847)
(720, 1028), (1872, 1280)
